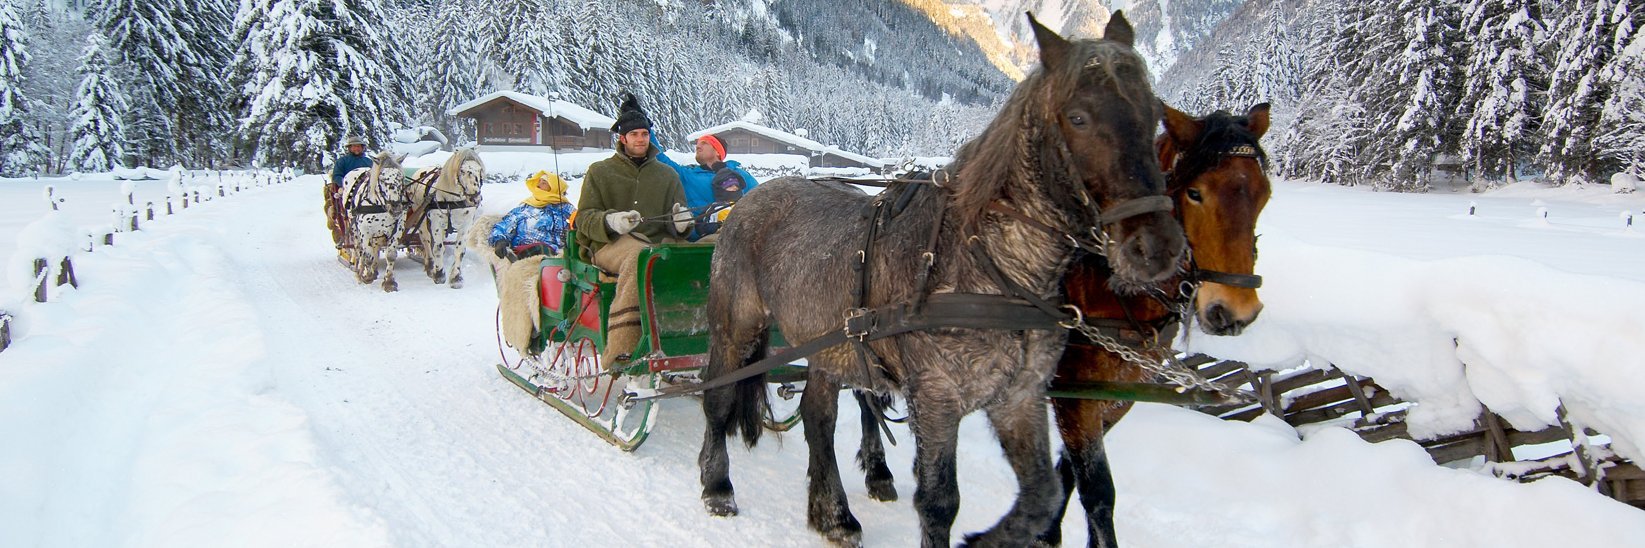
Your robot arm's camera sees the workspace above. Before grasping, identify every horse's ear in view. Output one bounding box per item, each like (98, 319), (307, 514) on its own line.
(1163, 102), (1201, 148)
(1246, 103), (1272, 139)
(1104, 11), (1136, 46)
(1027, 12), (1070, 72)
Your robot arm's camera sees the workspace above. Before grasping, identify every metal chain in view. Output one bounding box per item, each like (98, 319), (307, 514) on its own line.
(1068, 319), (1245, 398)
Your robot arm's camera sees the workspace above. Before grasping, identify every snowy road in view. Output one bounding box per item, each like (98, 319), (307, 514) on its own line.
(4, 176), (1644, 547)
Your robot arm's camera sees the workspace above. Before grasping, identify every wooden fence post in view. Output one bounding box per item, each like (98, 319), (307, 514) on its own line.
(58, 257), (78, 289)
(146, 202), (155, 221)
(0, 312), (12, 353)
(103, 232), (114, 247)
(33, 259), (48, 303)
(1557, 404), (1612, 496)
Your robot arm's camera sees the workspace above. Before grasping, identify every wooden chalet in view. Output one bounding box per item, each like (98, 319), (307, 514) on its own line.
(687, 121), (884, 172)
(446, 91), (616, 151)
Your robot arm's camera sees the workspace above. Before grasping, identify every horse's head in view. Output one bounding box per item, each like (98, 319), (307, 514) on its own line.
(1026, 12), (1185, 288)
(446, 148), (485, 197)
(370, 151), (404, 187)
(1160, 103), (1272, 335)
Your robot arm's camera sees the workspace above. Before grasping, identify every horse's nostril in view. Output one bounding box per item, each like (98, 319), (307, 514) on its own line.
(1205, 304), (1231, 329)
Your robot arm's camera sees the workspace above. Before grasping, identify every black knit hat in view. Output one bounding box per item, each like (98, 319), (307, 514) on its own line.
(610, 93), (652, 135)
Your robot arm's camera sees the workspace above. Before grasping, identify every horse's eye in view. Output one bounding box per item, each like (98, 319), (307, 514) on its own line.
(1069, 114), (1087, 127)
(1186, 188), (1203, 202)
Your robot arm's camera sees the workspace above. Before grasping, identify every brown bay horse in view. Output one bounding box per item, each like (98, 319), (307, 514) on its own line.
(1045, 103), (1273, 547)
(700, 12), (1186, 547)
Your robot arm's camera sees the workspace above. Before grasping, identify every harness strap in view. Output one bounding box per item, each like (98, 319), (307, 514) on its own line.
(968, 240), (1068, 322)
(353, 204), (388, 214)
(427, 200), (474, 210)
(1098, 195), (1174, 225)
(630, 293), (1070, 402)
(1195, 269), (1262, 289)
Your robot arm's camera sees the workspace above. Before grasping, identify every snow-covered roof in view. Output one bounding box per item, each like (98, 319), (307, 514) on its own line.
(687, 121), (883, 167)
(446, 91), (616, 132)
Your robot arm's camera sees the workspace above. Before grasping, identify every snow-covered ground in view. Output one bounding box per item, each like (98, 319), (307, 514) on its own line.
(1, 173), (1643, 547)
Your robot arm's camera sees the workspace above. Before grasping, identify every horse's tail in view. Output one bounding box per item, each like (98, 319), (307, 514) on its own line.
(731, 330), (771, 446)
(703, 243), (772, 448)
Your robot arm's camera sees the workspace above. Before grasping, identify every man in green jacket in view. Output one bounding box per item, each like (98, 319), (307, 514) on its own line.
(574, 93), (691, 368)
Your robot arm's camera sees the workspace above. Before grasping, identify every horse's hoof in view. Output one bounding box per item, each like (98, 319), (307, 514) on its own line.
(811, 513), (863, 547)
(866, 479), (898, 502)
(433, 273), (446, 284)
(383, 280), (398, 292)
(703, 493), (738, 517)
(960, 531), (1053, 548)
(449, 279), (464, 289)
(822, 529), (863, 548)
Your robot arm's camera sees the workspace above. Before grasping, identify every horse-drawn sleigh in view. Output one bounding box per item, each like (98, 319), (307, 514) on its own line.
(333, 149), (486, 291)
(480, 11), (1273, 547)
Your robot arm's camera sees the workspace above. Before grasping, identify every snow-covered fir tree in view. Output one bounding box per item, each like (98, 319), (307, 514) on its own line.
(1384, 0), (1464, 190)
(236, 0), (406, 171)
(67, 32), (125, 173)
(1459, 0), (1545, 183)
(1539, 0), (1620, 186)
(96, 0), (202, 165)
(1597, 0), (1645, 177)
(0, 0), (48, 176)
(419, 0), (488, 143)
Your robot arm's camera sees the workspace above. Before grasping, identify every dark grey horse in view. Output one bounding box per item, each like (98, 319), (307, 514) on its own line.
(699, 12), (1184, 547)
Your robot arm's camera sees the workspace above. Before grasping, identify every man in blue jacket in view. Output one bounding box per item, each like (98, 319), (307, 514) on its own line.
(654, 134), (757, 240)
(326, 136), (374, 249)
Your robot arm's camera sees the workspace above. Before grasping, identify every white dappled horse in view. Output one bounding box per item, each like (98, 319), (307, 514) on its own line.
(405, 148), (484, 288)
(340, 152), (409, 292)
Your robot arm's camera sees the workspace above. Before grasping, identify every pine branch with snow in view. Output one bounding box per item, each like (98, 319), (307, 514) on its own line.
(0, 0), (48, 177)
(67, 33), (126, 173)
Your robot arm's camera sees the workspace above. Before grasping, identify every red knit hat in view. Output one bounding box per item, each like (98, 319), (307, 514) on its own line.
(698, 135), (727, 161)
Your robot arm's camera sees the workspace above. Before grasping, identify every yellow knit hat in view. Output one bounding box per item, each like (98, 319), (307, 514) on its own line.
(524, 171), (566, 206)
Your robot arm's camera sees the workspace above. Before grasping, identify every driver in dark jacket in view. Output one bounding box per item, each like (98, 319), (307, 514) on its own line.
(326, 136), (374, 250)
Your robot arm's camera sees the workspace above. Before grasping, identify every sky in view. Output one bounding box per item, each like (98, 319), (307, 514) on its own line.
(1, 154), (1643, 546)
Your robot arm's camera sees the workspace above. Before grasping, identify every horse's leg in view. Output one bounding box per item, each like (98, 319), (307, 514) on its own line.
(449, 210), (469, 289)
(963, 390), (1060, 547)
(430, 212), (447, 284)
(908, 392), (963, 548)
(1039, 449), (1079, 547)
(382, 234), (399, 292)
(802, 373), (862, 545)
(855, 390), (898, 501)
(698, 300), (769, 517)
(1043, 396), (1118, 548)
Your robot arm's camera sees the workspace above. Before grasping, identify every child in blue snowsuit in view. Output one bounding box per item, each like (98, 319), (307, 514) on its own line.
(489, 171), (574, 260)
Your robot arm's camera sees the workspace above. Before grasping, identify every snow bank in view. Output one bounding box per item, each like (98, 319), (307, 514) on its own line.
(1107, 404), (1645, 546)
(0, 203), (390, 546)
(109, 166), (172, 181)
(1614, 172), (1640, 194)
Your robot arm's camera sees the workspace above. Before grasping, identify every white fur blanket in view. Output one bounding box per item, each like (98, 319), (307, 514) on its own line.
(465, 213), (544, 352)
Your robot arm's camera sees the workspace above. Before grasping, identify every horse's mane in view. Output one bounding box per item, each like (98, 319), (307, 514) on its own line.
(948, 39), (1153, 229)
(1170, 111), (1268, 189)
(369, 151), (400, 182)
(436, 148), (483, 194)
